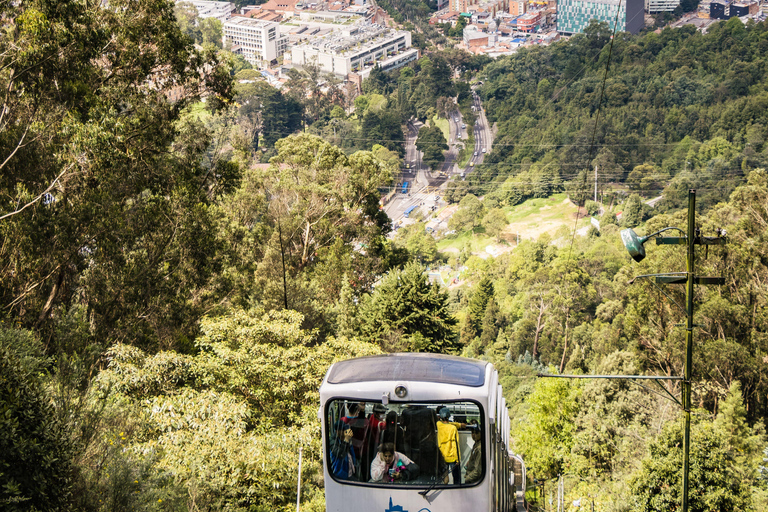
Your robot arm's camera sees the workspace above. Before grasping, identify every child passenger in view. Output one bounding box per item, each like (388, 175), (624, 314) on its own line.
(370, 443), (418, 483)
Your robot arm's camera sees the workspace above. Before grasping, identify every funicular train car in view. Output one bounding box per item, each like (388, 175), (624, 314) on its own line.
(319, 353), (520, 512)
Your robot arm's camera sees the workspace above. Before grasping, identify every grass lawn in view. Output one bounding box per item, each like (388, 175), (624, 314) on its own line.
(437, 228), (499, 253)
(431, 115), (450, 143)
(504, 193), (590, 240)
(436, 193), (591, 254)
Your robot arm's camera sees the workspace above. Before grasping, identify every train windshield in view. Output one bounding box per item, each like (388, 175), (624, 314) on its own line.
(325, 399), (484, 487)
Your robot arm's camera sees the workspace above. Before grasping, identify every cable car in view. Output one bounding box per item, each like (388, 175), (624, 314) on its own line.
(319, 353), (523, 512)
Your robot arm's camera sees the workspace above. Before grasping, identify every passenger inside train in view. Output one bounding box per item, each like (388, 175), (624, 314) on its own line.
(326, 400), (483, 487)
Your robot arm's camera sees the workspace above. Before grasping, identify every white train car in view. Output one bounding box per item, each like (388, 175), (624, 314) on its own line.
(319, 353), (520, 512)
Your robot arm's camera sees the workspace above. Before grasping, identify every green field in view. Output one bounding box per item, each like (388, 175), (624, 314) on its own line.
(436, 193), (590, 255)
(503, 193), (589, 241)
(431, 115), (450, 142)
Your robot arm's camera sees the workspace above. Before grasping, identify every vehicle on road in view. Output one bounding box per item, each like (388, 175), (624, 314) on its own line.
(320, 354), (523, 512)
(482, 148), (487, 153)
(404, 205), (417, 218)
(474, 152), (477, 156)
(402, 182), (409, 194)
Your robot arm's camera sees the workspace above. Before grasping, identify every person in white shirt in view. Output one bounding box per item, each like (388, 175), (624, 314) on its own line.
(370, 443), (418, 483)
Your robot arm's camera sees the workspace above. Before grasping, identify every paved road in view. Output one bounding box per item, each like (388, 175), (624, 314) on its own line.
(385, 91), (494, 228)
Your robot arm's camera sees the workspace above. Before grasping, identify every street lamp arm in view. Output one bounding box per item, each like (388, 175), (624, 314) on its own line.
(645, 226), (686, 239)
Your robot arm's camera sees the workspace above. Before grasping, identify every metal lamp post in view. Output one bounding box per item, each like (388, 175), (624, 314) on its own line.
(620, 189), (725, 512)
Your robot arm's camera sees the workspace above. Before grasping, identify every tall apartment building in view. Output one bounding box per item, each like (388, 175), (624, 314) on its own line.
(289, 23), (418, 79)
(222, 17), (289, 67)
(556, 0), (644, 35)
(509, 0), (527, 15)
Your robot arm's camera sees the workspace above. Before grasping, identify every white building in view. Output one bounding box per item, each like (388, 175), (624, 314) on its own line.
(289, 23), (418, 78)
(178, 1), (236, 22)
(223, 17), (289, 67)
(645, 0), (679, 12)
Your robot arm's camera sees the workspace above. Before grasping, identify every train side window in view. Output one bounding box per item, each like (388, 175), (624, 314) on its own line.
(324, 399), (485, 487)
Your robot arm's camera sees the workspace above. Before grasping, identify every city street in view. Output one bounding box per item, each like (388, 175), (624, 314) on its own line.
(384, 91), (494, 231)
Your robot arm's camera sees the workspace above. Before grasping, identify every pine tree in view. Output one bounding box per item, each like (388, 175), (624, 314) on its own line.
(480, 298), (501, 348)
(334, 274), (357, 339)
(467, 277), (494, 336)
(460, 313), (477, 347)
(357, 262), (458, 353)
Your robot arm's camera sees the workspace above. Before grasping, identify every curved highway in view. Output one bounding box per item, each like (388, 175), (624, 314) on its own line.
(385, 89), (493, 227)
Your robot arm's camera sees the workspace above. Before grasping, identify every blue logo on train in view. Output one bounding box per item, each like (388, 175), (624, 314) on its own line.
(384, 497), (432, 512)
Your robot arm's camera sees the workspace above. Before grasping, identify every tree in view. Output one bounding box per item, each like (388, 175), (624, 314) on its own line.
(483, 208), (508, 240)
(93, 308), (382, 511)
(416, 125), (449, 170)
(362, 108), (405, 156)
(467, 277), (494, 339)
(622, 193), (644, 227)
(393, 224), (439, 263)
(0, 0), (232, 351)
(514, 372), (581, 479)
(174, 1), (201, 42)
(357, 262), (458, 353)
(0, 328), (74, 511)
(199, 17), (223, 47)
(449, 194), (484, 232)
(264, 134), (393, 268)
(237, 81), (303, 149)
(444, 175), (471, 203)
(630, 420), (753, 511)
(479, 298), (502, 349)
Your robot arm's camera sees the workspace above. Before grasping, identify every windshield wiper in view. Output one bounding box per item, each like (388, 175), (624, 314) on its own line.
(418, 467), (452, 501)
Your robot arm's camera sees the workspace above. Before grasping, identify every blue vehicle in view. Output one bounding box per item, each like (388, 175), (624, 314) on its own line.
(404, 205), (417, 218)
(402, 181), (409, 194)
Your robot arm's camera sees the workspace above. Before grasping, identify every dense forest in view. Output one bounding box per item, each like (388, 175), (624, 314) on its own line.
(2, 1), (768, 511)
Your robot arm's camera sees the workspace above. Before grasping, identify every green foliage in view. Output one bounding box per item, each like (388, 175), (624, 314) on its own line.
(416, 124), (448, 170)
(513, 371), (581, 479)
(94, 309), (381, 511)
(237, 81), (303, 149)
(0, 0), (233, 351)
(449, 194), (485, 233)
(482, 208), (508, 239)
(0, 327), (74, 511)
(357, 262), (458, 353)
(362, 108), (405, 156)
(621, 193), (645, 227)
(478, 21), (768, 208)
(630, 419), (754, 511)
(570, 351), (655, 477)
(466, 277), (494, 341)
(393, 223), (439, 263)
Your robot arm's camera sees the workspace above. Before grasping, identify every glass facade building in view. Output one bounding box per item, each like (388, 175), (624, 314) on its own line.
(557, 0), (644, 35)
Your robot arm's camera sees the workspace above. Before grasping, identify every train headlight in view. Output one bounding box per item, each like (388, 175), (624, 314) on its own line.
(394, 385), (408, 398)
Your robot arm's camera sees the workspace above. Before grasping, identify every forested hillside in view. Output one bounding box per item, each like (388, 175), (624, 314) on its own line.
(2, 1), (768, 511)
(471, 19), (768, 213)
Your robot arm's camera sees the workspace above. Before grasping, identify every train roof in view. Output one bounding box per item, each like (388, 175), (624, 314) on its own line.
(326, 353), (489, 387)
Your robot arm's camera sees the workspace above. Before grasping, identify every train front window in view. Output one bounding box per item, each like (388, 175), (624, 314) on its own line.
(325, 400), (484, 487)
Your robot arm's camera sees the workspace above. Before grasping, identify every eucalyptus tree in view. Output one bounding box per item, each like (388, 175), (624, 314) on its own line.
(0, 0), (232, 351)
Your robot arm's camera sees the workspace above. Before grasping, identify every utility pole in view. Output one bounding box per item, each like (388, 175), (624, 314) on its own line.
(682, 190), (696, 512)
(594, 165), (598, 203)
(645, 189), (725, 512)
(543, 190), (726, 512)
